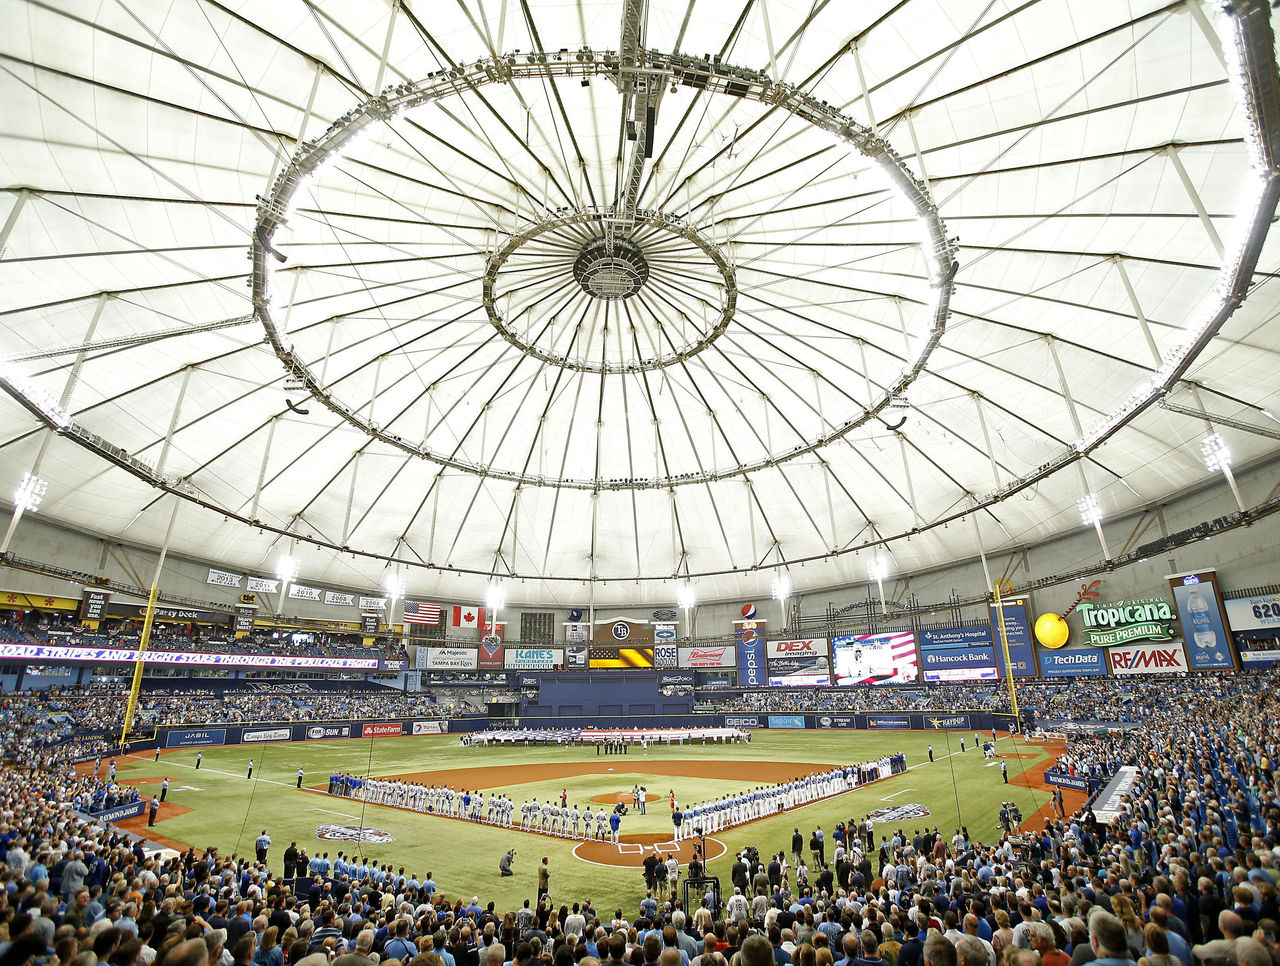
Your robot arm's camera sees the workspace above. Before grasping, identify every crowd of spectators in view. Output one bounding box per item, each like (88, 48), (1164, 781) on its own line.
(0, 670), (1274, 966)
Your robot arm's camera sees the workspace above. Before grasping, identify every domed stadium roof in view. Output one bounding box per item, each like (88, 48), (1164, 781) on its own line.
(1, 0), (1278, 606)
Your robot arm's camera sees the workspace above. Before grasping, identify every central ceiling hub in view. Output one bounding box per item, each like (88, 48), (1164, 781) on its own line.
(573, 236), (650, 300)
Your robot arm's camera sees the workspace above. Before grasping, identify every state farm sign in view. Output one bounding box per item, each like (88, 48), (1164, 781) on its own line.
(1107, 641), (1189, 676)
(362, 722), (403, 738)
(678, 645), (736, 668)
(765, 637), (828, 658)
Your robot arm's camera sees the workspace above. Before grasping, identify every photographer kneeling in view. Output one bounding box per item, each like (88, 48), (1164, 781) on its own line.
(500, 849), (516, 876)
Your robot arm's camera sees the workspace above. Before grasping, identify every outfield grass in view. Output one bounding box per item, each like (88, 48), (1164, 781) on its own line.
(118, 729), (1054, 917)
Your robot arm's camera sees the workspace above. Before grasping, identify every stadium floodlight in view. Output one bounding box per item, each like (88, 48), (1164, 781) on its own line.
(275, 554), (299, 583)
(1201, 432), (1232, 472)
(13, 472), (48, 513)
(771, 572), (791, 602)
(1077, 492), (1103, 527)
(676, 583), (696, 612)
(866, 556), (889, 583)
(485, 583), (506, 613)
(382, 570), (406, 601)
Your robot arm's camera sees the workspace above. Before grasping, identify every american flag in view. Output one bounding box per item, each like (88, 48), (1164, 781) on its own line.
(402, 601), (441, 625)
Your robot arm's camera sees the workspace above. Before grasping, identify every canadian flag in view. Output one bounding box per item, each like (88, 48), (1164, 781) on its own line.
(451, 605), (488, 628)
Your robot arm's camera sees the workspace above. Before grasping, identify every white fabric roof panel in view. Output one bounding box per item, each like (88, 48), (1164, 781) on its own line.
(1, 0), (1277, 606)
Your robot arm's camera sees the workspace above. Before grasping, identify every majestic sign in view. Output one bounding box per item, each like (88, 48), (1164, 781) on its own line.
(1076, 598), (1175, 647)
(1106, 641), (1190, 675)
(314, 825), (395, 843)
(421, 646), (478, 670)
(679, 645), (736, 668)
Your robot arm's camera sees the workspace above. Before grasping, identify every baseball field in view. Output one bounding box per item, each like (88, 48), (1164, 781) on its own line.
(103, 727), (1071, 915)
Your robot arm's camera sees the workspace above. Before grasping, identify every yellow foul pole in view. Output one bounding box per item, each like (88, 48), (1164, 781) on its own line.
(993, 578), (1020, 727)
(119, 498), (181, 748)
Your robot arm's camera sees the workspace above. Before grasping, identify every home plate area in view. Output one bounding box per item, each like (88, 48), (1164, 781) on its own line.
(574, 833), (728, 868)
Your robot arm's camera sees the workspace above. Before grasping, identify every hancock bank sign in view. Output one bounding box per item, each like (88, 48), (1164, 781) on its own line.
(1078, 598), (1176, 647)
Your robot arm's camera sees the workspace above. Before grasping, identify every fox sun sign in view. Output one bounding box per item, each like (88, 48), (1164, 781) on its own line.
(1077, 598), (1176, 648)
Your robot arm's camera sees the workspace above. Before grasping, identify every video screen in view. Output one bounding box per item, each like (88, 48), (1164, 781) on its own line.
(831, 631), (918, 685)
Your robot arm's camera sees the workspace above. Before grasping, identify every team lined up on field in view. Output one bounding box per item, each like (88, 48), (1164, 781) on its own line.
(325, 751), (905, 839)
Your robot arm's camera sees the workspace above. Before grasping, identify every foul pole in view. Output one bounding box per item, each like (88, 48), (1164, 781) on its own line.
(119, 497), (181, 748)
(992, 578), (1021, 727)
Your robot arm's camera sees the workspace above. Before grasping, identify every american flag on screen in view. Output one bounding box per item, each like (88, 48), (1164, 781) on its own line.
(401, 601), (441, 625)
(833, 631), (918, 685)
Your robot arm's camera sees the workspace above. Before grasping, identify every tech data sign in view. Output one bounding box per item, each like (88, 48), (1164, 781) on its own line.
(1106, 641), (1190, 675)
(1077, 598), (1176, 648)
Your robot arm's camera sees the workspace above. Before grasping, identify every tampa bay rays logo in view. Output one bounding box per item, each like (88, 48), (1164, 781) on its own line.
(865, 804), (931, 823)
(315, 824), (395, 843)
(611, 621), (632, 641)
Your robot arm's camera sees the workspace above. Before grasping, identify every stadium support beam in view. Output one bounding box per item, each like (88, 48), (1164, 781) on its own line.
(119, 496), (181, 748)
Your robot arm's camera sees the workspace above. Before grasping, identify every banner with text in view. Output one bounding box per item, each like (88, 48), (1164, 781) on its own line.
(988, 598), (1038, 677)
(735, 620), (767, 687)
(1167, 570), (1236, 669)
(1106, 640), (1190, 675)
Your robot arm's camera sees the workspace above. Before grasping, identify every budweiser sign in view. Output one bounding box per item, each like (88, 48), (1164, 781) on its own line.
(678, 645), (735, 668)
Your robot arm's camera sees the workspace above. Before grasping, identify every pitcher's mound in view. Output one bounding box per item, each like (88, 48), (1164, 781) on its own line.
(574, 834), (727, 868)
(590, 792), (660, 806)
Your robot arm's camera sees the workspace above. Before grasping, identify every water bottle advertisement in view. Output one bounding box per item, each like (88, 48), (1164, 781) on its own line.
(1166, 569), (1236, 670)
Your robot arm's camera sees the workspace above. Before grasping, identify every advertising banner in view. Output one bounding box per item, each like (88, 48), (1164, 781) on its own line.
(919, 647), (997, 670)
(653, 622), (677, 644)
(658, 670), (695, 687)
(922, 666), (998, 683)
(724, 714), (759, 728)
(564, 622), (590, 643)
(768, 714), (806, 729)
(304, 725), (352, 740)
(80, 801), (147, 823)
(653, 643), (678, 668)
(1106, 640), (1190, 675)
(735, 621), (767, 687)
(588, 645), (655, 668)
(0, 642), (379, 670)
(814, 713), (859, 729)
(477, 638), (504, 670)
(866, 714), (911, 729)
(504, 648), (562, 670)
(564, 645), (588, 669)
(383, 657), (411, 672)
(925, 713), (970, 730)
(1044, 772), (1089, 791)
(362, 722), (403, 738)
(1241, 649), (1280, 667)
(234, 605), (256, 633)
(766, 656), (831, 687)
(80, 591), (110, 622)
(1225, 592), (1280, 632)
(1038, 648), (1107, 677)
(360, 614), (380, 636)
(422, 646), (478, 670)
(206, 568), (243, 588)
(411, 720), (448, 735)
(243, 727), (292, 743)
(988, 598), (1038, 676)
(765, 637), (828, 658)
(165, 728), (226, 748)
(918, 626), (994, 649)
(1167, 570), (1236, 669)
(678, 644), (736, 668)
